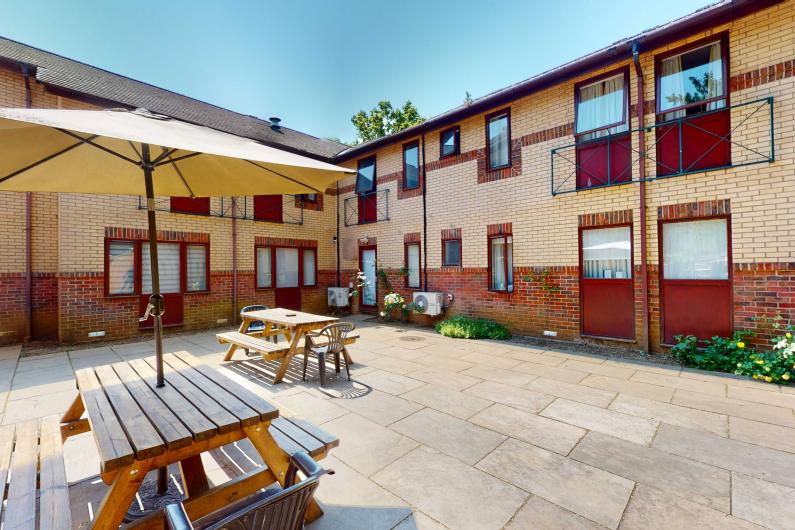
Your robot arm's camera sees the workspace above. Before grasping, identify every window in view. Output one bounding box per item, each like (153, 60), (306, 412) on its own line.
(403, 141), (420, 190)
(303, 248), (317, 286)
(486, 110), (511, 170)
(300, 193), (318, 203)
(663, 218), (728, 280)
(256, 247), (273, 288)
(170, 197), (210, 215)
(275, 248), (300, 288)
(355, 156), (376, 194)
(254, 195), (283, 222)
(582, 226), (632, 279)
(574, 69), (631, 189)
(488, 235), (513, 292)
(107, 241), (135, 295)
(655, 36), (730, 176)
(142, 243), (181, 294)
(186, 244), (208, 291)
(405, 242), (421, 288)
(440, 126), (460, 158)
(442, 238), (462, 267)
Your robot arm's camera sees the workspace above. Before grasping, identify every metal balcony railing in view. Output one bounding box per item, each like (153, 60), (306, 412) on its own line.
(550, 97), (774, 195)
(137, 195), (304, 224)
(344, 189), (390, 226)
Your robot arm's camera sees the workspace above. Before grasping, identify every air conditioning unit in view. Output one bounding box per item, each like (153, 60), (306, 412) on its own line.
(412, 292), (444, 316)
(327, 287), (350, 307)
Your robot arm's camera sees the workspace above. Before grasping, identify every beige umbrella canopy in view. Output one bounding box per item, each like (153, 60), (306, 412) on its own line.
(0, 107), (354, 386)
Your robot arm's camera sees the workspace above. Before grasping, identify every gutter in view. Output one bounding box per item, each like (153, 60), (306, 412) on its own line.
(632, 42), (650, 353)
(333, 0), (782, 163)
(21, 63), (32, 342)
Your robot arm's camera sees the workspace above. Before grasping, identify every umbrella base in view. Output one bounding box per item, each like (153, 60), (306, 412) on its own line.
(124, 467), (185, 522)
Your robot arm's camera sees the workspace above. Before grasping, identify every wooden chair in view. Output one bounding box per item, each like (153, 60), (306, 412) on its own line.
(303, 322), (355, 386)
(164, 451), (333, 530)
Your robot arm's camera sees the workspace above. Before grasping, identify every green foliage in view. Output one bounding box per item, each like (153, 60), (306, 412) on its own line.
(351, 101), (424, 144)
(671, 332), (751, 373)
(435, 315), (511, 340)
(376, 267), (392, 293)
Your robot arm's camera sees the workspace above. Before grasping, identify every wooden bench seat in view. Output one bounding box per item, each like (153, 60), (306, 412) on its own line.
(1, 415), (70, 530)
(217, 332), (293, 361)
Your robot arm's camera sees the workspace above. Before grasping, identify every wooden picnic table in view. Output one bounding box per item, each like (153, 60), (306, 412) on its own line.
(60, 350), (337, 530)
(224, 308), (340, 384)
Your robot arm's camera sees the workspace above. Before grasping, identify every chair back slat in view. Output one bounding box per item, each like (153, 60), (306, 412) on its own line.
(320, 322), (355, 354)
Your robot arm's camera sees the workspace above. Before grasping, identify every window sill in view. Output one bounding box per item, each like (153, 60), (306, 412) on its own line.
(185, 290), (212, 295)
(441, 264), (462, 269)
(105, 293), (139, 299)
(440, 151), (459, 159)
(487, 163), (512, 172)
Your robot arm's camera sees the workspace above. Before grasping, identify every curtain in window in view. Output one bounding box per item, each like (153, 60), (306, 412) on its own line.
(142, 243), (180, 294)
(705, 42), (723, 111)
(582, 227), (631, 279)
(488, 116), (509, 168)
(257, 247), (271, 287)
(577, 74), (626, 139)
(444, 239), (461, 266)
(491, 238), (505, 290)
(186, 245), (207, 291)
(663, 219), (728, 280)
(108, 241), (135, 294)
(303, 249), (316, 286)
(407, 244), (420, 287)
(660, 53), (686, 120)
(276, 248), (299, 288)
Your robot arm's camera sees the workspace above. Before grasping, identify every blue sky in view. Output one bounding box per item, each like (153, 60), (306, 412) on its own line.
(0, 0), (708, 143)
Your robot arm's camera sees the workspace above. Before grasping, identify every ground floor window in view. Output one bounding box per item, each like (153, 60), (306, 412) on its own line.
(488, 234), (513, 292)
(405, 242), (421, 288)
(442, 238), (461, 267)
(582, 226), (632, 279)
(256, 246), (317, 288)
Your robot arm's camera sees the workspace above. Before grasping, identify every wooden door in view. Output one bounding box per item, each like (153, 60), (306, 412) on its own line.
(660, 217), (732, 344)
(580, 225), (635, 339)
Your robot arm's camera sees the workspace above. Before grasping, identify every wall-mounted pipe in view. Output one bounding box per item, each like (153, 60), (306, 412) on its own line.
(632, 41), (650, 353)
(336, 182), (341, 286)
(21, 64), (32, 342)
(231, 197), (238, 323)
(421, 133), (428, 291)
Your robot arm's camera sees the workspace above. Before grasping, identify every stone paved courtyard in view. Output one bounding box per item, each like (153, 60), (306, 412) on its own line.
(2, 318), (795, 529)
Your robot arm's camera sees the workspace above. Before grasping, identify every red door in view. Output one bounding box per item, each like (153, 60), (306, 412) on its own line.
(140, 242), (184, 328)
(580, 225), (635, 339)
(660, 217), (732, 344)
(274, 247), (301, 310)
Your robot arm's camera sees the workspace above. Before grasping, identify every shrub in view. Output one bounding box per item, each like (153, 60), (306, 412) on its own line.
(435, 315), (511, 340)
(735, 329), (795, 384)
(671, 332), (751, 373)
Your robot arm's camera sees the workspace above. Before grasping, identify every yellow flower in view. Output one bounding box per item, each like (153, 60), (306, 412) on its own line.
(765, 376), (773, 383)
(786, 332), (792, 338)
(756, 359), (765, 365)
(737, 342), (745, 349)
(783, 373), (791, 381)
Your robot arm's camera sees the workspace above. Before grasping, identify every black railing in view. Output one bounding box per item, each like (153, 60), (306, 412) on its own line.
(551, 97), (774, 195)
(138, 195), (304, 224)
(344, 189), (390, 226)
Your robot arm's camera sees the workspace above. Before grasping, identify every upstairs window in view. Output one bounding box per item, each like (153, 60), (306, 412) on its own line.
(403, 141), (420, 189)
(658, 39), (726, 118)
(300, 193), (318, 203)
(488, 234), (513, 292)
(170, 197), (210, 215)
(405, 242), (421, 288)
(486, 110), (511, 170)
(355, 156), (376, 194)
(440, 126), (460, 158)
(254, 195), (283, 223)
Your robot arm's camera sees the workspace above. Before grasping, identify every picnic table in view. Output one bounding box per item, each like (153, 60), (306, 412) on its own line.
(60, 350), (338, 530)
(220, 308), (356, 384)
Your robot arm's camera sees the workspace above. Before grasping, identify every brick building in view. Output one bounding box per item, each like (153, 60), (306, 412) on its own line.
(0, 0), (792, 353)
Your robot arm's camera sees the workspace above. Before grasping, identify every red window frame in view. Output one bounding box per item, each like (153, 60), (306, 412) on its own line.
(253, 195), (284, 223)
(104, 238), (210, 297)
(402, 140), (421, 190)
(485, 108), (511, 171)
(300, 193), (319, 204)
(254, 244), (318, 289)
(574, 67), (630, 137)
(170, 197), (211, 215)
(440, 126), (460, 158)
(441, 237), (462, 267)
(356, 156), (378, 224)
(404, 241), (421, 288)
(487, 233), (513, 293)
(355, 156), (377, 194)
(654, 32), (729, 116)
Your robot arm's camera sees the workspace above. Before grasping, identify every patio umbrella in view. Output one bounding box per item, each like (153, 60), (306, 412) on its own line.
(0, 107), (354, 387)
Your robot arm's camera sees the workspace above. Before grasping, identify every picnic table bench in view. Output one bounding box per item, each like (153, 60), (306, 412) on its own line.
(219, 308), (358, 384)
(0, 415), (70, 530)
(59, 350), (338, 530)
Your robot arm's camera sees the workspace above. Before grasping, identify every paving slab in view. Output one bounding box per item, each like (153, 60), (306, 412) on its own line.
(405, 367), (481, 391)
(391, 408), (506, 465)
(2, 387), (78, 424)
(393, 510), (448, 530)
(652, 423), (795, 488)
(541, 398), (658, 445)
(505, 496), (606, 530)
(460, 365), (536, 387)
(377, 345), (428, 361)
(727, 385), (795, 409)
(731, 472), (795, 530)
(477, 438), (633, 529)
(459, 352), (522, 369)
(322, 413), (418, 476)
(355, 369), (425, 395)
(570, 431), (730, 512)
(272, 391), (349, 424)
(373, 446), (527, 530)
(306, 504), (412, 530)
(524, 377), (616, 407)
(513, 362), (589, 384)
(333, 389), (422, 426)
(581, 374), (675, 402)
(561, 359), (636, 379)
(469, 403), (585, 455)
(464, 380), (554, 413)
(609, 393), (728, 436)
(503, 349), (565, 366)
(411, 353), (476, 372)
(365, 356), (425, 375)
(402, 383), (493, 419)
(620, 484), (763, 530)
(631, 371), (727, 397)
(672, 389), (795, 428)
(728, 416), (795, 453)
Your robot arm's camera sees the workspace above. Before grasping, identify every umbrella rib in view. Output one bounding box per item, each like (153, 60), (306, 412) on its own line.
(166, 155), (197, 197)
(0, 135), (99, 185)
(55, 128), (141, 166)
(244, 159), (322, 193)
(153, 152), (202, 167)
(152, 147), (178, 166)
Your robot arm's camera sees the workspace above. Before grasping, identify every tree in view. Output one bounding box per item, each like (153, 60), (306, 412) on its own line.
(350, 100), (424, 144)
